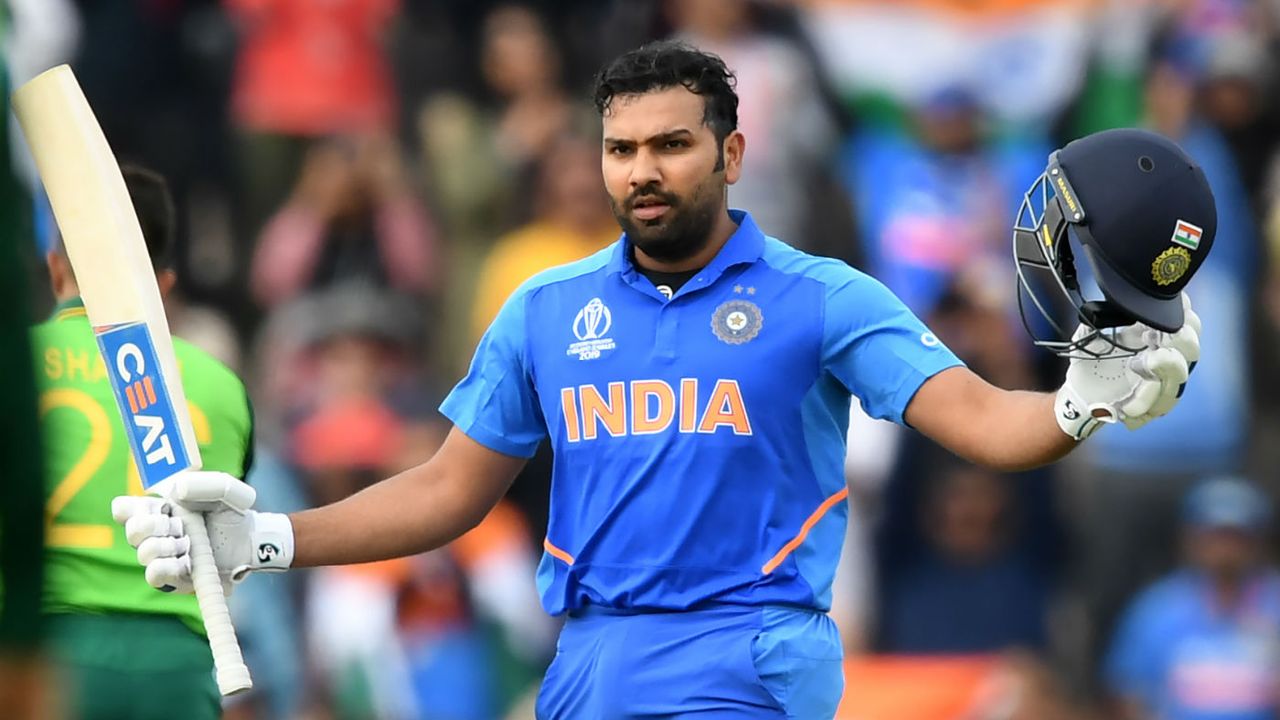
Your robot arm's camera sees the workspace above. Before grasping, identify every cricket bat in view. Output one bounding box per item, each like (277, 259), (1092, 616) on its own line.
(13, 65), (252, 696)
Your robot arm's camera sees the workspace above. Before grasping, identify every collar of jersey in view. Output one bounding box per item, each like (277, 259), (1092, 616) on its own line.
(608, 209), (765, 297)
(51, 296), (87, 323)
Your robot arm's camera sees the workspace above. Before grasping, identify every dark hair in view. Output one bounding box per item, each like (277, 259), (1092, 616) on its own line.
(121, 164), (176, 269)
(592, 40), (739, 146)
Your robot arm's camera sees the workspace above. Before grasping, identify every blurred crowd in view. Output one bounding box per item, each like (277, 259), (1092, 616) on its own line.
(8, 0), (1280, 718)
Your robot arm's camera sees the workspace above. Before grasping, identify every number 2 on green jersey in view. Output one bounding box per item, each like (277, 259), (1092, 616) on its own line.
(41, 388), (212, 549)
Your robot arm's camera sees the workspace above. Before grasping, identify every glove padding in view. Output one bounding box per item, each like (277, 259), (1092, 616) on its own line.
(1056, 293), (1200, 440)
(112, 471), (294, 595)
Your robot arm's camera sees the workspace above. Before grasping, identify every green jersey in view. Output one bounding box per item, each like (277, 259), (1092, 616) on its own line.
(32, 297), (253, 635)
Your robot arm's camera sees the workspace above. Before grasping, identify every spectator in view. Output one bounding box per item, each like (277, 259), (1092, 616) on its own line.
(465, 131), (617, 547)
(670, 0), (838, 248)
(873, 276), (1056, 656)
(227, 0), (401, 234)
(469, 132), (616, 343)
(418, 3), (589, 243)
(1105, 476), (1280, 720)
(834, 277), (1040, 655)
(798, 0), (1091, 130)
(1069, 48), (1261, 686)
(416, 3), (595, 377)
(840, 85), (1049, 323)
(250, 134), (438, 309)
(287, 319), (549, 719)
(876, 446), (1056, 655)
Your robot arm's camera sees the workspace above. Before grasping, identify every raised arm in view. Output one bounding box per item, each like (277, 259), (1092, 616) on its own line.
(110, 426), (526, 592)
(115, 274), (547, 591)
(905, 367), (1072, 472)
(905, 305), (1200, 472)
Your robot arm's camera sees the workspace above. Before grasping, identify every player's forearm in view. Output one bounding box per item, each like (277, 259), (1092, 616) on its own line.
(288, 457), (508, 567)
(965, 389), (1076, 471)
(907, 367), (1076, 472)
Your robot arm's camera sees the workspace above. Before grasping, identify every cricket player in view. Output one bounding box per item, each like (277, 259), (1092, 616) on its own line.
(116, 42), (1208, 718)
(35, 166), (253, 720)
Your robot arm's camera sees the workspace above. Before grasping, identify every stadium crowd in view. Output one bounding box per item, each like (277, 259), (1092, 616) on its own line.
(7, 0), (1280, 718)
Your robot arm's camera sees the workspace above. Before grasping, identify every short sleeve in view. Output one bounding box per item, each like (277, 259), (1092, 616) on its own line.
(440, 287), (546, 457)
(823, 274), (963, 424)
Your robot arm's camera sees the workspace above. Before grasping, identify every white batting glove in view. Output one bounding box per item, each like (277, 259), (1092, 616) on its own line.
(1120, 293), (1201, 428)
(111, 471), (294, 595)
(1055, 293), (1199, 440)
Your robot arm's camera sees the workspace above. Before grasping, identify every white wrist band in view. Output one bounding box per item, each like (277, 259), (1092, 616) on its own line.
(252, 512), (295, 572)
(1055, 384), (1110, 441)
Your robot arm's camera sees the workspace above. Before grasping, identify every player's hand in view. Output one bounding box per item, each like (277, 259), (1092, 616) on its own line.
(1112, 293), (1201, 428)
(1055, 293), (1200, 440)
(111, 471), (294, 595)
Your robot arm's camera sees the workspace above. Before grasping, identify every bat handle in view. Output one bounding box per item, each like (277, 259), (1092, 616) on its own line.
(176, 505), (253, 696)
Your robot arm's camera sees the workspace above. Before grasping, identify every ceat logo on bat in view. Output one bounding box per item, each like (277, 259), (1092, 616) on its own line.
(96, 322), (189, 488)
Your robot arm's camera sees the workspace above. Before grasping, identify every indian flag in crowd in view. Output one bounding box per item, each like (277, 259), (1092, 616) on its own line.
(1172, 220), (1203, 251)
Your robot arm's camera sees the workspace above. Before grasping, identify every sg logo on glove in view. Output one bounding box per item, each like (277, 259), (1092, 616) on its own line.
(257, 543), (281, 563)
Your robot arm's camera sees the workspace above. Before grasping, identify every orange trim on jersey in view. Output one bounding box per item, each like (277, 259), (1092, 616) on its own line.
(543, 538), (575, 565)
(761, 487), (850, 574)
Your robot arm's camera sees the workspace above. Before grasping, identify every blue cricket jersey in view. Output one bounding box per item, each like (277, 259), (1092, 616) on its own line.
(441, 211), (962, 615)
(1106, 571), (1280, 720)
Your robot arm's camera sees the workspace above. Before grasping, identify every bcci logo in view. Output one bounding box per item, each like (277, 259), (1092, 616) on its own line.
(567, 298), (616, 361)
(1152, 246), (1191, 287)
(711, 300), (763, 345)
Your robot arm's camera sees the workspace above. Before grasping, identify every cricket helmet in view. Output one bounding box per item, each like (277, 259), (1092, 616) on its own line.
(1013, 128), (1216, 357)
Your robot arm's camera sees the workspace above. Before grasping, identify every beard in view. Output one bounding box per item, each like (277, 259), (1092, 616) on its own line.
(610, 176), (723, 264)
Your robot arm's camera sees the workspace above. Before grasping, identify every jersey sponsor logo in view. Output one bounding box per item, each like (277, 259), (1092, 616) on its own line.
(95, 322), (190, 488)
(560, 378), (752, 441)
(568, 298), (616, 361)
(711, 299), (763, 345)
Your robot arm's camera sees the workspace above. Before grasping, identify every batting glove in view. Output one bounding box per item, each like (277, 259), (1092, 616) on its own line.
(112, 471), (294, 595)
(1055, 293), (1200, 440)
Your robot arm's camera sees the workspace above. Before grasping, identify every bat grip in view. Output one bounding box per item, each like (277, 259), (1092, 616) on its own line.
(176, 505), (253, 696)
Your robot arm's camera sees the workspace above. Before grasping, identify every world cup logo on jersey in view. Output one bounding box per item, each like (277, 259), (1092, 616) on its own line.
(568, 298), (616, 361)
(574, 298), (612, 341)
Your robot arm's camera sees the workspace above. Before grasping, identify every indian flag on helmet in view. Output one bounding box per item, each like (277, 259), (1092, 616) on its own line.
(1171, 220), (1203, 251)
